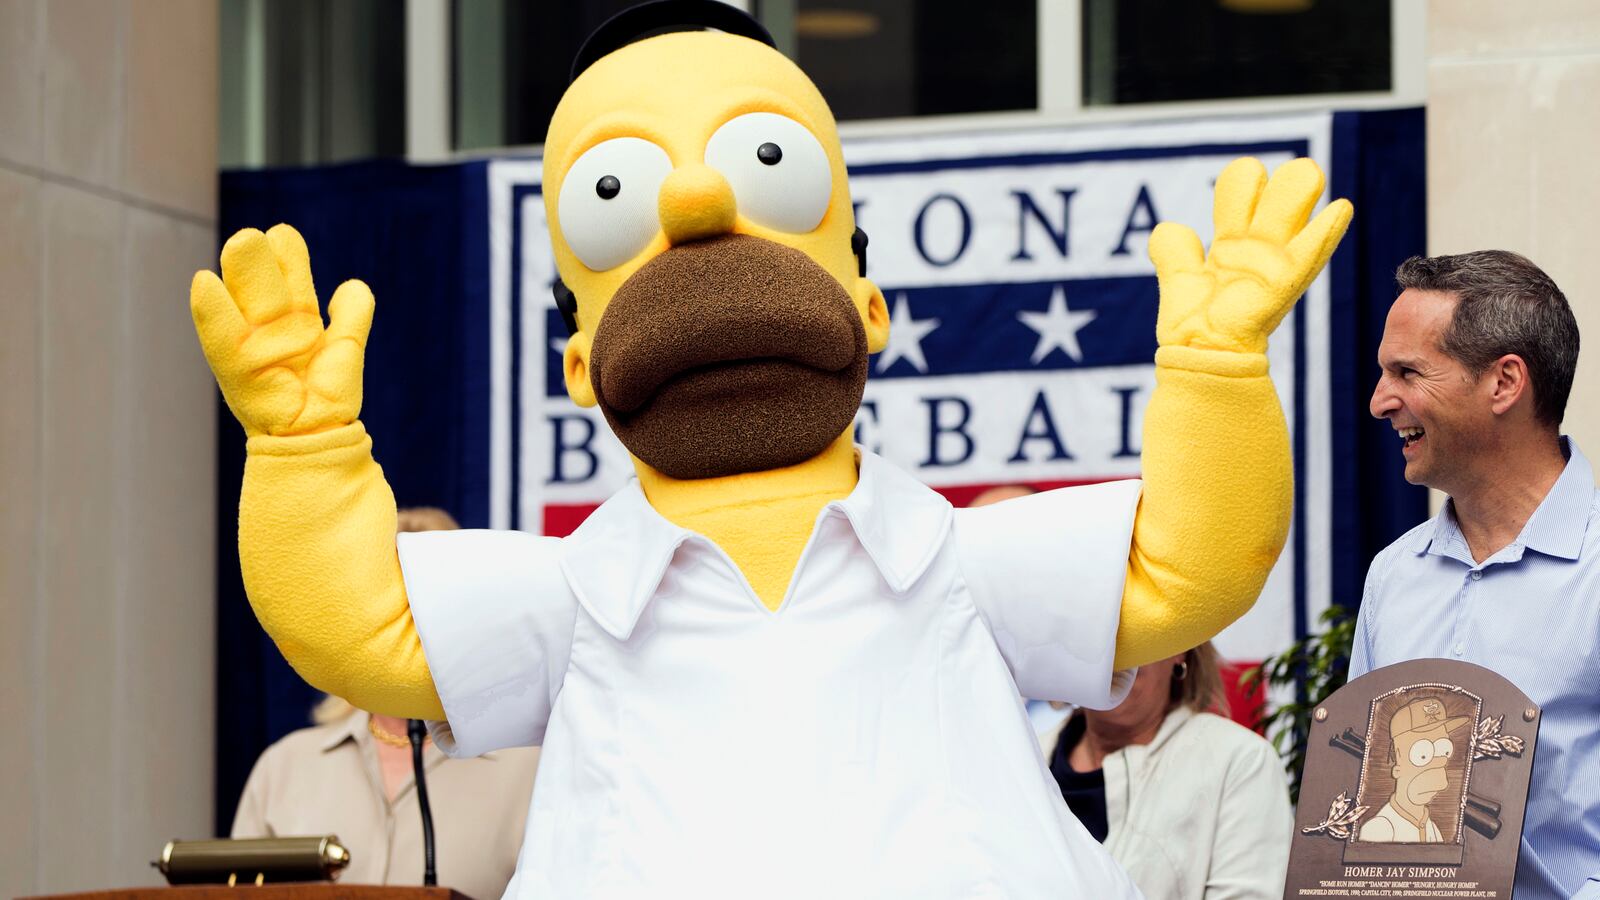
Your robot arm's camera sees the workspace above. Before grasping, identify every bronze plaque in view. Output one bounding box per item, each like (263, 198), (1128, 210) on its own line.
(1285, 659), (1539, 899)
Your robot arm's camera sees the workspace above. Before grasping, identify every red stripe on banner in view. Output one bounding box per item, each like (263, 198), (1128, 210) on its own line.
(1221, 659), (1267, 733)
(928, 475), (1137, 509)
(543, 504), (601, 537)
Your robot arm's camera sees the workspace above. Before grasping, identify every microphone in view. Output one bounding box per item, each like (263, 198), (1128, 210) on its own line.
(407, 719), (438, 886)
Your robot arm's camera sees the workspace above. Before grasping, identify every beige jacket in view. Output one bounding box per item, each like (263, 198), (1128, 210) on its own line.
(1042, 708), (1292, 900)
(232, 711), (539, 900)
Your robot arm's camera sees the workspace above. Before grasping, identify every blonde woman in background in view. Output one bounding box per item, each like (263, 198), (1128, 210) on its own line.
(1040, 642), (1292, 900)
(964, 487), (1290, 898)
(233, 508), (540, 900)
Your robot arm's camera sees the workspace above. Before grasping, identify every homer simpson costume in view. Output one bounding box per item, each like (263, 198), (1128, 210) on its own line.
(191, 3), (1351, 896)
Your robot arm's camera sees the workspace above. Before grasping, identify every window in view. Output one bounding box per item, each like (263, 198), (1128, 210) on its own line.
(219, 0), (406, 168)
(454, 0), (638, 152)
(790, 0), (1038, 121)
(1081, 0), (1392, 107)
(452, 0), (1038, 148)
(219, 0), (1417, 165)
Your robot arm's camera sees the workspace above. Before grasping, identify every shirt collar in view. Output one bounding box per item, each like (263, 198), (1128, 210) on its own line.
(1109, 706), (1195, 771)
(1144, 705), (1195, 756)
(1520, 437), (1593, 559)
(1413, 502), (1466, 558)
(559, 448), (953, 642)
(1413, 437), (1593, 562)
(318, 710), (490, 761)
(318, 709), (368, 752)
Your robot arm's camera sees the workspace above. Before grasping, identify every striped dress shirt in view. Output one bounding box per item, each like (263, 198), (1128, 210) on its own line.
(1352, 437), (1600, 900)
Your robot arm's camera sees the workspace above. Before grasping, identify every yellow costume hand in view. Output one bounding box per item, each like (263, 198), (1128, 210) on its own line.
(191, 224), (374, 437)
(1113, 156), (1354, 671)
(194, 224), (439, 718)
(1149, 157), (1352, 355)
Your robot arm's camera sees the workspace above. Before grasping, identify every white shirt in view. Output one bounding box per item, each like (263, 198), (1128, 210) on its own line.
(1041, 708), (1293, 900)
(399, 450), (1145, 899)
(1358, 800), (1443, 843)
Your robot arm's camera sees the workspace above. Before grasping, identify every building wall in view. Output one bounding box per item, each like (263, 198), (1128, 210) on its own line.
(0, 0), (219, 895)
(1428, 0), (1600, 460)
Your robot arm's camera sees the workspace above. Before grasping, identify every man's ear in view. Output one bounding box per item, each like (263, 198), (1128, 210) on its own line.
(1487, 353), (1531, 417)
(857, 279), (890, 354)
(563, 333), (598, 407)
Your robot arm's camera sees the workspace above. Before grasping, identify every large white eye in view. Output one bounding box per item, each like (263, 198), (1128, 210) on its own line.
(557, 137), (673, 271)
(703, 112), (832, 234)
(1408, 739), (1434, 767)
(1433, 738), (1454, 760)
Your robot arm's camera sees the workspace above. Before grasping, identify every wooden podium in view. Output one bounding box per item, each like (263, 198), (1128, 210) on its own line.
(23, 887), (472, 900)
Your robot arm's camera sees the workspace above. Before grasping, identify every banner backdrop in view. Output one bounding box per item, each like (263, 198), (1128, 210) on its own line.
(214, 108), (1426, 831)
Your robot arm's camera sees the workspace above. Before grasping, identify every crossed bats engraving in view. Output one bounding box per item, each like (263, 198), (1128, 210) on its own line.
(1326, 724), (1517, 839)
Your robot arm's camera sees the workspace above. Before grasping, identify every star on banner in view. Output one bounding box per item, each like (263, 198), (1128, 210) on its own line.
(1017, 285), (1096, 364)
(877, 292), (940, 374)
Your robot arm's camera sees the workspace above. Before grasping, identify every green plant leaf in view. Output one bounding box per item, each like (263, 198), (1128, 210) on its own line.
(1251, 604), (1357, 803)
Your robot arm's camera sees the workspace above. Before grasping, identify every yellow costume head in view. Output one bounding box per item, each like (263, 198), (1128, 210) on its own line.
(544, 6), (889, 480)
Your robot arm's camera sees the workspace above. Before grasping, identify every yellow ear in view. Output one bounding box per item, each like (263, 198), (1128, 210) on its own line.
(563, 333), (598, 407)
(858, 279), (890, 354)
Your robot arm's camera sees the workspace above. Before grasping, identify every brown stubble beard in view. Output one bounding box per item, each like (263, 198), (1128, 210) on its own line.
(587, 234), (868, 480)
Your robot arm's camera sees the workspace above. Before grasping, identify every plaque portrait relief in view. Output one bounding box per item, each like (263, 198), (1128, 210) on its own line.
(1350, 689), (1477, 856)
(1286, 660), (1538, 900)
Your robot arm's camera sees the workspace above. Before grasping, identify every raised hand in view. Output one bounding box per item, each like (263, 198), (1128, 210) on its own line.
(191, 225), (374, 437)
(1149, 158), (1352, 356)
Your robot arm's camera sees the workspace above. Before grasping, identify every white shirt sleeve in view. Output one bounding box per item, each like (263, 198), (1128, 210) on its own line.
(952, 479), (1142, 709)
(398, 529), (577, 757)
(1204, 733), (1294, 900)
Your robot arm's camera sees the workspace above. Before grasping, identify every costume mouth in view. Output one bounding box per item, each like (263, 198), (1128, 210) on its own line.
(588, 234), (868, 479)
(593, 246), (859, 416)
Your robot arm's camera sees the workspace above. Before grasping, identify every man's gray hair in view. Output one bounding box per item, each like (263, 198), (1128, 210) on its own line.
(1395, 250), (1579, 427)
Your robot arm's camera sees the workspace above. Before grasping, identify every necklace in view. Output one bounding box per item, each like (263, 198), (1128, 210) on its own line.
(368, 717), (424, 749)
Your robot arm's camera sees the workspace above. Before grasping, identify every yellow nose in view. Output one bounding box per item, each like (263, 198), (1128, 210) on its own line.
(658, 164), (737, 245)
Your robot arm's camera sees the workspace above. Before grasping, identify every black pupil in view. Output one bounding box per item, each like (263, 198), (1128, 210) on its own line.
(595, 175), (621, 199)
(757, 142), (783, 165)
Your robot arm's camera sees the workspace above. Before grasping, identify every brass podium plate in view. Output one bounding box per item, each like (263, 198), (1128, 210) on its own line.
(1285, 659), (1538, 899)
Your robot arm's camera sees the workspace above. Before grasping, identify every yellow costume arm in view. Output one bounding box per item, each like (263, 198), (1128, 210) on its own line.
(192, 225), (443, 720)
(1115, 159), (1352, 670)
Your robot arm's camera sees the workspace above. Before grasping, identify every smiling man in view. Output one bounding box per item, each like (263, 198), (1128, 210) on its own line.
(1355, 250), (1597, 899)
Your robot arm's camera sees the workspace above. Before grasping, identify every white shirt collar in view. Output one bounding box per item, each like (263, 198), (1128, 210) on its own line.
(558, 448), (953, 641)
